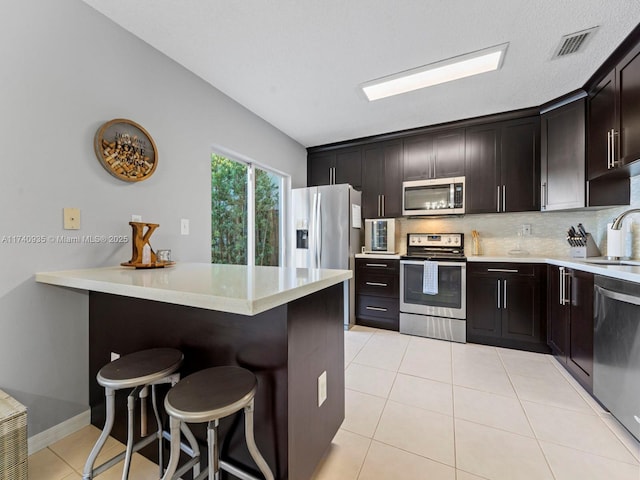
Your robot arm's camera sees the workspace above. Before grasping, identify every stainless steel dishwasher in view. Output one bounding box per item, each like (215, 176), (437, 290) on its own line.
(593, 275), (640, 442)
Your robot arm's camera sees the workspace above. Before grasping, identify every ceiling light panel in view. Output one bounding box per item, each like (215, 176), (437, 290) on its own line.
(361, 43), (509, 101)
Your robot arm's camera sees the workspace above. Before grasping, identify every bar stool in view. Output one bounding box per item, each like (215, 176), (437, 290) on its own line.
(161, 366), (274, 480)
(82, 348), (200, 480)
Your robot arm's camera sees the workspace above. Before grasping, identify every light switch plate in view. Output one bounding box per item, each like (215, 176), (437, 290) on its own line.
(181, 218), (190, 235)
(131, 214), (142, 222)
(63, 208), (80, 230)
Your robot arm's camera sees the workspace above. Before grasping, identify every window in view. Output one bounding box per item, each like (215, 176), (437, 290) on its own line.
(211, 152), (288, 266)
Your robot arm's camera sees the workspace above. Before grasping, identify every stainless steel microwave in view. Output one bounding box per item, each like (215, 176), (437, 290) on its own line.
(402, 176), (465, 216)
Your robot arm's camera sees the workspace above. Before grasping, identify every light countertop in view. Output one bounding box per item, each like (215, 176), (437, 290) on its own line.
(35, 263), (352, 315)
(467, 255), (640, 283)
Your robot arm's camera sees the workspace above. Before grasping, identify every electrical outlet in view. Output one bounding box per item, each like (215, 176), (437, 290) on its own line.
(110, 352), (120, 362)
(318, 371), (327, 407)
(522, 224), (531, 236)
(63, 208), (81, 230)
(181, 218), (190, 235)
(131, 214), (142, 222)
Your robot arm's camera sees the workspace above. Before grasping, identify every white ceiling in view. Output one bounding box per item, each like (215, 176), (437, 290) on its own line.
(81, 1), (640, 148)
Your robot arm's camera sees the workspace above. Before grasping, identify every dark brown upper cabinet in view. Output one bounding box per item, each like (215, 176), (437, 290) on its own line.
(543, 96), (629, 210)
(465, 116), (540, 214)
(403, 128), (465, 181)
(308, 147), (362, 189)
(541, 98), (586, 211)
(588, 41), (640, 179)
(362, 141), (402, 218)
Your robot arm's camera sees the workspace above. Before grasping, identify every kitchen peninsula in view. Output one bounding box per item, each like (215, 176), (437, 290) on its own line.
(36, 263), (351, 480)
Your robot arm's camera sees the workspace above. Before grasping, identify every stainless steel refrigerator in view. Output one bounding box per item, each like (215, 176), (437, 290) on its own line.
(292, 184), (362, 327)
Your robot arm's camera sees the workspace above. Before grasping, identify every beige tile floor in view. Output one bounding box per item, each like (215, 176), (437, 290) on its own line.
(311, 326), (640, 480)
(28, 326), (640, 480)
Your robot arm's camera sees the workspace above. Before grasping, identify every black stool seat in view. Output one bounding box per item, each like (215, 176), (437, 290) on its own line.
(161, 366), (274, 480)
(165, 366), (257, 422)
(97, 347), (183, 389)
(83, 347), (200, 480)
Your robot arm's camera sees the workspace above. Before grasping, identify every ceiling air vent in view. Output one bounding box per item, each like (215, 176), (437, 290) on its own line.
(553, 27), (598, 58)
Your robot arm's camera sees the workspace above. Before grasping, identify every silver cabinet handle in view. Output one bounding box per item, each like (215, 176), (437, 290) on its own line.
(365, 263), (388, 268)
(541, 182), (547, 209)
(366, 282), (388, 287)
(381, 194), (385, 217)
(497, 185), (501, 212)
(559, 267), (565, 306)
(607, 130), (612, 169)
(378, 195), (382, 217)
(497, 279), (501, 309)
(502, 185), (506, 212)
(487, 268), (518, 273)
(613, 129), (619, 168)
(503, 280), (507, 309)
(365, 306), (388, 312)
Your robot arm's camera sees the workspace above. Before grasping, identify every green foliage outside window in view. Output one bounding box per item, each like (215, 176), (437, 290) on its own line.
(211, 154), (279, 266)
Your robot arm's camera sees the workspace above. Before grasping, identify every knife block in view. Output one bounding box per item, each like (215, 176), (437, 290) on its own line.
(569, 234), (601, 258)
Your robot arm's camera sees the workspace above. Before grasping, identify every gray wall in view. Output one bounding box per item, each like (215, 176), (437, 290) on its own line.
(0, 0), (306, 436)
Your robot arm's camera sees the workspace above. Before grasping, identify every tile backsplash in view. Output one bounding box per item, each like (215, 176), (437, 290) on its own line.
(398, 176), (640, 258)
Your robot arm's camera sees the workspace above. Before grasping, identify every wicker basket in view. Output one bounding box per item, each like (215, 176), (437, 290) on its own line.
(0, 390), (27, 480)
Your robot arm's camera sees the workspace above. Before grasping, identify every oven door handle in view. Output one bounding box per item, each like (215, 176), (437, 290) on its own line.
(401, 260), (466, 268)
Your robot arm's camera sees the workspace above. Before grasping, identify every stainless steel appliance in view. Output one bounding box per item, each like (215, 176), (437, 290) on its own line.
(402, 177), (465, 216)
(593, 275), (640, 441)
(292, 184), (362, 327)
(400, 233), (466, 342)
(364, 218), (398, 254)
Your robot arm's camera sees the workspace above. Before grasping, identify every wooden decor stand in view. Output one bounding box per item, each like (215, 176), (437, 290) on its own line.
(121, 222), (174, 268)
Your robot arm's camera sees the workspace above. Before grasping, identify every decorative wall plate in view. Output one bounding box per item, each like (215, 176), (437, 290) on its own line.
(94, 118), (158, 182)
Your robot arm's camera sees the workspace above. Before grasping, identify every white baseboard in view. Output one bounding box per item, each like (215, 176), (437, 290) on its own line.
(28, 409), (91, 454)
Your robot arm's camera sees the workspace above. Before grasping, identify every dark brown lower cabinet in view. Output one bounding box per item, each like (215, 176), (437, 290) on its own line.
(547, 265), (594, 392)
(355, 258), (399, 331)
(467, 263), (548, 352)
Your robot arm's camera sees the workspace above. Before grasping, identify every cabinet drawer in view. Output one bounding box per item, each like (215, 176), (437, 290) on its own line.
(356, 258), (399, 273)
(356, 272), (398, 298)
(356, 295), (399, 319)
(468, 263), (536, 277)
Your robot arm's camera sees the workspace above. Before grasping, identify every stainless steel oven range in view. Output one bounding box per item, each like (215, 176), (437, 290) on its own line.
(400, 233), (466, 342)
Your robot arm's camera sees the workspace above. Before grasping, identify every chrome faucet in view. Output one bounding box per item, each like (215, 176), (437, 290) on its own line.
(611, 208), (640, 230)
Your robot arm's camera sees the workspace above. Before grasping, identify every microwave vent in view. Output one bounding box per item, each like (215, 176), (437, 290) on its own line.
(553, 27), (598, 58)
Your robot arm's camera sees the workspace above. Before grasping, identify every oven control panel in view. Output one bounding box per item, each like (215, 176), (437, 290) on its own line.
(408, 233), (463, 248)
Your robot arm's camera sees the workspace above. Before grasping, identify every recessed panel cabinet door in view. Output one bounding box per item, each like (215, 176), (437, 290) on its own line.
(587, 71), (616, 180)
(568, 269), (594, 382)
(403, 134), (433, 180)
(617, 43), (640, 165)
(362, 145), (383, 219)
(335, 148), (362, 189)
(547, 265), (569, 358)
(308, 151), (334, 186)
(466, 273), (502, 338)
(501, 117), (540, 212)
(501, 276), (541, 343)
(465, 125), (500, 213)
(433, 129), (465, 178)
(541, 99), (586, 211)
(362, 141), (402, 218)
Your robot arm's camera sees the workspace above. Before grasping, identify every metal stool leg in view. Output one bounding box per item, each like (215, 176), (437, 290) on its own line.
(244, 400), (274, 480)
(82, 388), (116, 479)
(208, 419), (220, 480)
(151, 385), (163, 477)
(180, 421), (201, 478)
(122, 387), (140, 480)
(160, 416), (182, 480)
